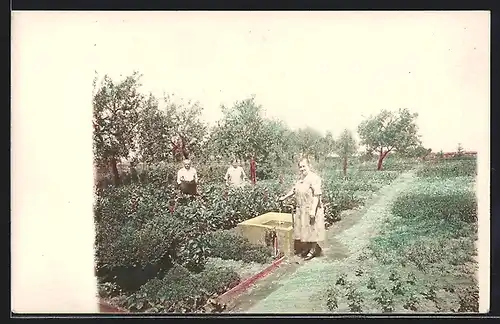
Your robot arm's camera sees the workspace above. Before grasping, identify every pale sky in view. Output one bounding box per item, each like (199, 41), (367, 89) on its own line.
(10, 11), (490, 312)
(14, 11), (490, 152)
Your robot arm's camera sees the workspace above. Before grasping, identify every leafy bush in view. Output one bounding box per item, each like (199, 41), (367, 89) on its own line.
(320, 169), (400, 224)
(322, 187), (364, 224)
(98, 281), (122, 298)
(196, 264), (241, 296)
(325, 285), (341, 311)
(374, 288), (395, 313)
(177, 235), (211, 273)
(346, 284), (364, 312)
(457, 285), (479, 312)
(96, 213), (189, 291)
(381, 156), (419, 171)
(121, 263), (240, 313)
(123, 264), (203, 313)
(416, 160), (477, 178)
(97, 213), (186, 269)
(391, 179), (477, 223)
(206, 230), (273, 264)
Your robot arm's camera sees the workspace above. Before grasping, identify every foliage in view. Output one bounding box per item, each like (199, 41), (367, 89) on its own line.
(135, 94), (173, 163)
(456, 143), (465, 157)
(323, 160), (478, 313)
(294, 127), (334, 162)
(93, 72), (144, 164)
(368, 165), (477, 312)
(399, 145), (432, 159)
(197, 264), (241, 296)
(357, 108), (421, 170)
(335, 129), (357, 177)
(163, 94), (209, 161)
(416, 159), (477, 178)
(135, 93), (209, 163)
(206, 230), (273, 264)
(391, 177), (477, 223)
(209, 96), (281, 162)
(336, 129), (357, 158)
(320, 169), (400, 224)
(121, 263), (240, 313)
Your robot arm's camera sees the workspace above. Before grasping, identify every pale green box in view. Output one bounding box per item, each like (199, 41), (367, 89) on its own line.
(236, 212), (295, 256)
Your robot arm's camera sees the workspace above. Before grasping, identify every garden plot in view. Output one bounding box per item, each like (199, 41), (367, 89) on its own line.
(95, 161), (409, 313)
(320, 159), (478, 313)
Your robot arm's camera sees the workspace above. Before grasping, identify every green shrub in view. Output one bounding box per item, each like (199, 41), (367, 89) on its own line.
(322, 186), (364, 224)
(123, 264), (204, 313)
(130, 162), (229, 187)
(325, 285), (341, 311)
(416, 160), (477, 178)
(122, 263), (240, 313)
(381, 156), (419, 171)
(97, 213), (186, 270)
(392, 188), (477, 223)
(206, 230), (273, 263)
(196, 264), (241, 296)
(176, 235), (212, 273)
(457, 285), (479, 312)
(374, 288), (395, 313)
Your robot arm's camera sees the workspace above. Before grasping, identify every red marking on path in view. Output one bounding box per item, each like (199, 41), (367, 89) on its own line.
(216, 255), (286, 303)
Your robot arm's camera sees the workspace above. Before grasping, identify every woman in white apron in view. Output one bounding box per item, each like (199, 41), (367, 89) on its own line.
(279, 157), (326, 260)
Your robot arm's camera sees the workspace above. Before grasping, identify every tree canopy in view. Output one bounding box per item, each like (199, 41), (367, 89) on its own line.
(93, 72), (428, 179)
(357, 108), (421, 170)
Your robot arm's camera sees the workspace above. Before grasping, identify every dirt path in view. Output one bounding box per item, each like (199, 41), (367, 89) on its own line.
(228, 170), (417, 313)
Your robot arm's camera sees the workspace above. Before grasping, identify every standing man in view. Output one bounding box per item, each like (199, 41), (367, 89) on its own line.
(177, 159), (198, 195)
(224, 159), (248, 188)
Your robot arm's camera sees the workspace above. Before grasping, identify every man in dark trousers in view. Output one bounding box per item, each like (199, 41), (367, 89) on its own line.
(176, 159), (198, 195)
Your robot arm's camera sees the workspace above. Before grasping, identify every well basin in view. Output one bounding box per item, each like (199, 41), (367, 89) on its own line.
(236, 212), (294, 256)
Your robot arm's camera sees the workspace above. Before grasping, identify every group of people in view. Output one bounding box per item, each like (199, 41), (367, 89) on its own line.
(175, 156), (325, 261)
(175, 158), (251, 193)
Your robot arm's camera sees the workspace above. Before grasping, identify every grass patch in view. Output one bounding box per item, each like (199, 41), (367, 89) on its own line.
(324, 163), (478, 313)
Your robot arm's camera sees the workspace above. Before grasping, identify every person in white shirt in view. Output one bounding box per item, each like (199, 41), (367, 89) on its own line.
(224, 159), (248, 188)
(177, 159), (198, 195)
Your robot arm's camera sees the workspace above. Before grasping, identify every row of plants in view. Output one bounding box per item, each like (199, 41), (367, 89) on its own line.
(95, 163), (404, 312)
(323, 159), (478, 312)
(100, 263), (241, 313)
(415, 158), (477, 179)
(97, 159), (298, 190)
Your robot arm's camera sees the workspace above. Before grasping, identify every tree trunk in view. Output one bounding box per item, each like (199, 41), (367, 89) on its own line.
(377, 150), (390, 171)
(181, 136), (189, 160)
(130, 166), (138, 183)
(110, 157), (120, 185)
(343, 155), (348, 178)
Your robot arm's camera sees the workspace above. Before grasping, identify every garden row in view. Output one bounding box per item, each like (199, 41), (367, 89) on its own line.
(95, 162), (404, 313)
(323, 158), (478, 312)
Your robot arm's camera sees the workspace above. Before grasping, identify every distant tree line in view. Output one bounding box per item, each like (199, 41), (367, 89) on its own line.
(93, 72), (428, 184)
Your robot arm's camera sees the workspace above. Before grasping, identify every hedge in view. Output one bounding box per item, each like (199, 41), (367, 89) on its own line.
(416, 159), (477, 179)
(391, 178), (477, 223)
(206, 230), (273, 264)
(121, 263), (241, 313)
